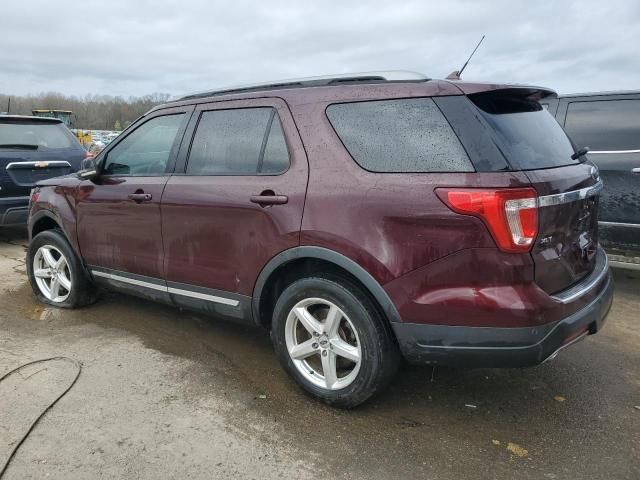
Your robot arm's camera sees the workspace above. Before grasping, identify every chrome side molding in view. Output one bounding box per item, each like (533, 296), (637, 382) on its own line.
(91, 269), (240, 307)
(599, 221), (640, 229)
(91, 270), (167, 292)
(588, 149), (640, 154)
(167, 286), (239, 306)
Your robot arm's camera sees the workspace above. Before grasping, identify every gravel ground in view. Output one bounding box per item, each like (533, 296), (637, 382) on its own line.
(1, 226), (638, 480)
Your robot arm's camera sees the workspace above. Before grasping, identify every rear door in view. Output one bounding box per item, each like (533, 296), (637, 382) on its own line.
(467, 89), (601, 293)
(561, 95), (640, 253)
(161, 97), (308, 313)
(76, 106), (192, 282)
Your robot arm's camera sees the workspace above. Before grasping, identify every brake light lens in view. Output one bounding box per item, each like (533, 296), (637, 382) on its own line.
(436, 188), (538, 253)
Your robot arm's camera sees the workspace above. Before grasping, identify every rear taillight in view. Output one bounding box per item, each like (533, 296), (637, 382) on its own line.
(436, 188), (538, 253)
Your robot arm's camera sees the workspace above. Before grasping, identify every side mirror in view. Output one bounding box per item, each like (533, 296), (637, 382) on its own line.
(78, 156), (98, 179)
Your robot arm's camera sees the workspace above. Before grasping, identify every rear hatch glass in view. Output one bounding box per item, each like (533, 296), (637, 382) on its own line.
(468, 89), (600, 293)
(469, 89), (579, 170)
(0, 120), (80, 195)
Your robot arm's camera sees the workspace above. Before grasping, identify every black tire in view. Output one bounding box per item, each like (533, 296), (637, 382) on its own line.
(26, 229), (98, 308)
(271, 275), (400, 408)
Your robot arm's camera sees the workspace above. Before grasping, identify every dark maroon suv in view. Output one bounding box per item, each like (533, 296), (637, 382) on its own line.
(26, 72), (613, 407)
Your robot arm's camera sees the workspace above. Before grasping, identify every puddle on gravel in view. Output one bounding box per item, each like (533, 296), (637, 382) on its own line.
(2, 266), (639, 480)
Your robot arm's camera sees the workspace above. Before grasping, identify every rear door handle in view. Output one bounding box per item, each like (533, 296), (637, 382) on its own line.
(632, 167), (640, 174)
(128, 193), (152, 202)
(250, 192), (288, 206)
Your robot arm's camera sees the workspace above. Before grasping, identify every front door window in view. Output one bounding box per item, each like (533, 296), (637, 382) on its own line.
(103, 114), (185, 176)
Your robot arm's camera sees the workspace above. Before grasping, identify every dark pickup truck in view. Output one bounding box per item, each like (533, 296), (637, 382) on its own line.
(542, 91), (640, 270)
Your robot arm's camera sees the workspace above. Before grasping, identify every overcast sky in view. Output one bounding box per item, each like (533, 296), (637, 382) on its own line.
(2, 0), (639, 98)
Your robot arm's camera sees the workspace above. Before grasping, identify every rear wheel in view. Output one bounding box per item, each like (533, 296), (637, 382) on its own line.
(27, 229), (97, 308)
(271, 275), (400, 408)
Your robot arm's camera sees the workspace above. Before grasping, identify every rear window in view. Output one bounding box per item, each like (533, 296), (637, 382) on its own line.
(0, 121), (76, 149)
(326, 98), (474, 173)
(564, 99), (640, 151)
(470, 91), (577, 170)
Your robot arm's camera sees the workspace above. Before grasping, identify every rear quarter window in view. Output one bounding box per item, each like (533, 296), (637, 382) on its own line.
(326, 98), (474, 173)
(564, 99), (640, 151)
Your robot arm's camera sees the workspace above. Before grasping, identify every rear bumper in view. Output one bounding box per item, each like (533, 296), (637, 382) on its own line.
(0, 196), (29, 225)
(392, 269), (614, 367)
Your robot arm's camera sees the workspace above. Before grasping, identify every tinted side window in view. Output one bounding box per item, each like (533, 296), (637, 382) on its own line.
(565, 99), (640, 151)
(326, 98), (473, 173)
(187, 108), (289, 175)
(260, 116), (289, 173)
(103, 114), (184, 176)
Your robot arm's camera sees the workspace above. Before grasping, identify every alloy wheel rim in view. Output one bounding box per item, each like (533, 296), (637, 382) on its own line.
(33, 245), (72, 303)
(285, 298), (362, 390)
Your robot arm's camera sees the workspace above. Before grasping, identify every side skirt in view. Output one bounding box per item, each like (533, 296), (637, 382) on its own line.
(89, 266), (253, 325)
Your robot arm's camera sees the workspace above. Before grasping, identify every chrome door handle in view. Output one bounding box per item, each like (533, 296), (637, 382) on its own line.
(128, 193), (152, 202)
(632, 167), (640, 174)
(250, 194), (288, 206)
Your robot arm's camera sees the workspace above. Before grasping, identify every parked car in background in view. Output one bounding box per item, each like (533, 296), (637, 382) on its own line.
(1, 115), (89, 226)
(542, 91), (640, 269)
(26, 72), (612, 407)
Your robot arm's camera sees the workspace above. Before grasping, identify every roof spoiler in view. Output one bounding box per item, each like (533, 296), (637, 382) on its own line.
(467, 87), (558, 114)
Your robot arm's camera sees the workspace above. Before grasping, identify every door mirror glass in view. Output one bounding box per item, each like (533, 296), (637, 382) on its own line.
(78, 156), (98, 179)
(81, 156), (96, 171)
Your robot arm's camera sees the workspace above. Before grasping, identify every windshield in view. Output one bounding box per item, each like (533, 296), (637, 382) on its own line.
(0, 121), (76, 149)
(470, 91), (578, 170)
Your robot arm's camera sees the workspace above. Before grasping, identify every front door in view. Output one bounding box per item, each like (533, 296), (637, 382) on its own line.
(76, 107), (192, 281)
(161, 98), (308, 317)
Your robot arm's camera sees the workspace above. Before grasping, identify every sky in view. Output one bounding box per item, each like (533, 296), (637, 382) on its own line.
(1, 0), (639, 98)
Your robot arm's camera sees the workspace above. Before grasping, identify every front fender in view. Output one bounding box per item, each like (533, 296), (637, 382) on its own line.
(29, 185), (80, 256)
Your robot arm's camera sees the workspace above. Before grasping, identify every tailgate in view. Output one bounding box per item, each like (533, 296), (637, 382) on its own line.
(462, 88), (604, 294)
(1, 119), (83, 194)
(527, 164), (602, 294)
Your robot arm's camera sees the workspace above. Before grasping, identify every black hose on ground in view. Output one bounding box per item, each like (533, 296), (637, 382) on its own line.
(0, 357), (82, 478)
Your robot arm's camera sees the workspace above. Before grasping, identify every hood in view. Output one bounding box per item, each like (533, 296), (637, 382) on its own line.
(35, 173), (82, 187)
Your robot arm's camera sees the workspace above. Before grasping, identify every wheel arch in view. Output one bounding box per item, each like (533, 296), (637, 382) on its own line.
(29, 209), (83, 259)
(29, 210), (64, 239)
(252, 246), (401, 329)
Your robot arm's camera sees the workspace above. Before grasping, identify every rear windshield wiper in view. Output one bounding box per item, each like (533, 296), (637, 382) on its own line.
(571, 146), (589, 162)
(0, 143), (39, 150)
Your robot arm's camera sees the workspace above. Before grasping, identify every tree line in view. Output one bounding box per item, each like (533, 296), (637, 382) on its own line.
(0, 92), (171, 130)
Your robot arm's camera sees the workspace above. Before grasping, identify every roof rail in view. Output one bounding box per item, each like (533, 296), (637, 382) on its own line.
(177, 71), (429, 101)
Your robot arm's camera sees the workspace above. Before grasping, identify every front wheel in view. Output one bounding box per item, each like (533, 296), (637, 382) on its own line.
(27, 229), (97, 308)
(271, 275), (400, 408)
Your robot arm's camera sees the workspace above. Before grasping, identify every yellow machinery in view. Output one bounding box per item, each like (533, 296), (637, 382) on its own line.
(71, 129), (92, 146)
(31, 109), (91, 146)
